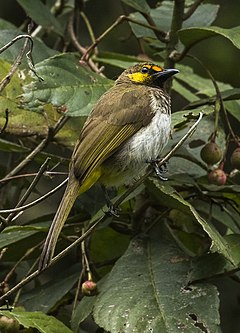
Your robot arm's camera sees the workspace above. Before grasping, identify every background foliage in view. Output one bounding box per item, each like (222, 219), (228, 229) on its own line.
(0, 1), (240, 332)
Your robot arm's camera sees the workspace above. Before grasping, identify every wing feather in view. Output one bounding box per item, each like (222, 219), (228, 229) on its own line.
(72, 85), (155, 183)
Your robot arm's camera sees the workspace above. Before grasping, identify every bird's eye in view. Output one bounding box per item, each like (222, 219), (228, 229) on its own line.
(141, 67), (149, 74)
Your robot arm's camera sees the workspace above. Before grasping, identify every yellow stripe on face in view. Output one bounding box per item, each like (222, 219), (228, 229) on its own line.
(152, 65), (163, 72)
(128, 72), (149, 83)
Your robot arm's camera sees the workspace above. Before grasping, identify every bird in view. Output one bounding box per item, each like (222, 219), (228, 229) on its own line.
(38, 62), (179, 270)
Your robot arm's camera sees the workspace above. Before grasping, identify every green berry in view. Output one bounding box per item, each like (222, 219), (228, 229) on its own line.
(230, 147), (240, 170)
(200, 142), (222, 165)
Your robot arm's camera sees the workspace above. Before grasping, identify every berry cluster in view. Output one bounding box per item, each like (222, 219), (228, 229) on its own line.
(200, 141), (240, 185)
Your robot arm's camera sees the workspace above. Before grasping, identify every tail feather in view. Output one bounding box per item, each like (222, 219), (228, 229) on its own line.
(38, 177), (80, 270)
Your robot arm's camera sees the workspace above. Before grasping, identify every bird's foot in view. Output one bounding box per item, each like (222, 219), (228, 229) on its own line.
(105, 202), (120, 218)
(147, 159), (168, 181)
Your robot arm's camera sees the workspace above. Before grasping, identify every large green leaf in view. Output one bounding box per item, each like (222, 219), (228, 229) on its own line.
(0, 309), (73, 333)
(17, 0), (64, 36)
(121, 0), (150, 14)
(146, 179), (238, 266)
(129, 3), (219, 39)
(0, 29), (57, 64)
(179, 26), (240, 50)
(23, 53), (113, 116)
(92, 234), (220, 333)
(95, 52), (142, 69)
(20, 265), (81, 313)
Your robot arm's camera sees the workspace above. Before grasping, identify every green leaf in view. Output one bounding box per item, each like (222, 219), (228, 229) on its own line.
(0, 226), (42, 249)
(0, 29), (57, 64)
(171, 106), (214, 128)
(183, 4), (220, 28)
(93, 234), (220, 333)
(225, 100), (240, 123)
(17, 0), (64, 36)
(179, 26), (240, 50)
(176, 64), (232, 97)
(129, 3), (219, 39)
(23, 53), (113, 116)
(146, 179), (238, 266)
(71, 296), (97, 332)
(189, 253), (232, 283)
(0, 309), (73, 333)
(20, 265), (81, 312)
(95, 52), (142, 69)
(121, 0), (150, 14)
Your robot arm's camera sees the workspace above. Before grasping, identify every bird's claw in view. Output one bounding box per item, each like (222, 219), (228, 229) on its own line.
(148, 159), (168, 181)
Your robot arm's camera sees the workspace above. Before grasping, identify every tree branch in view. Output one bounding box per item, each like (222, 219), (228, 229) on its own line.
(0, 113), (203, 302)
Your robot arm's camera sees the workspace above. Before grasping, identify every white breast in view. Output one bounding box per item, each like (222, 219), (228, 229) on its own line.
(101, 91), (171, 186)
(121, 109), (171, 168)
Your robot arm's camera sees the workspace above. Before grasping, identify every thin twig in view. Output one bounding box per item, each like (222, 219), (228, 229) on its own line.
(81, 15), (168, 62)
(0, 158), (51, 231)
(0, 33), (42, 93)
(0, 114), (203, 301)
(141, 12), (167, 43)
(67, 12), (104, 75)
(0, 115), (69, 186)
(187, 55), (238, 143)
(0, 171), (68, 183)
(0, 178), (68, 214)
(0, 213), (107, 302)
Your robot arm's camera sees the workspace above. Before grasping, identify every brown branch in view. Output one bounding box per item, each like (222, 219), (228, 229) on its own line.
(67, 12), (104, 75)
(141, 12), (168, 42)
(0, 113), (203, 301)
(81, 15), (168, 62)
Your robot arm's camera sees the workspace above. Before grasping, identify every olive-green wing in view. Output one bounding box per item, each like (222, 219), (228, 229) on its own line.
(72, 86), (154, 183)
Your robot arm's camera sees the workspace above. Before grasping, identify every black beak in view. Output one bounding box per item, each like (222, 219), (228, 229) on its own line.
(152, 68), (179, 87)
(153, 68), (179, 81)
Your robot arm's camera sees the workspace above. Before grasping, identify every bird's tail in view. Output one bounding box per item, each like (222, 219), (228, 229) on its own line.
(38, 177), (80, 270)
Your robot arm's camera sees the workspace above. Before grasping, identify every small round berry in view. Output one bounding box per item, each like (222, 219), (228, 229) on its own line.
(200, 142), (222, 165)
(230, 147), (240, 170)
(208, 169), (227, 186)
(81, 280), (97, 296)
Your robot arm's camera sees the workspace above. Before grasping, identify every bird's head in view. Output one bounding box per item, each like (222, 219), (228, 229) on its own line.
(117, 63), (179, 88)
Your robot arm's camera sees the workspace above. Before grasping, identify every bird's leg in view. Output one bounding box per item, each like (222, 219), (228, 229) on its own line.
(147, 159), (168, 181)
(101, 185), (119, 217)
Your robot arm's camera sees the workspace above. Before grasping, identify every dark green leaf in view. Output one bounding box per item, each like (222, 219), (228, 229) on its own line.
(23, 53), (113, 116)
(225, 100), (240, 123)
(129, 3), (219, 39)
(146, 179), (238, 266)
(93, 234), (220, 333)
(121, 0), (150, 14)
(95, 52), (142, 69)
(17, 0), (64, 36)
(71, 296), (97, 332)
(20, 265), (81, 312)
(0, 30), (57, 65)
(183, 4), (220, 28)
(179, 26), (240, 50)
(0, 309), (73, 333)
(0, 226), (43, 249)
(189, 253), (233, 283)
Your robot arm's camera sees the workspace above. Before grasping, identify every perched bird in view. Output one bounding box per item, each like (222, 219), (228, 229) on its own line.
(38, 63), (178, 270)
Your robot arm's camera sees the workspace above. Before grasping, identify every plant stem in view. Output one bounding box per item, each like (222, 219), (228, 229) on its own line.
(165, 0), (185, 91)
